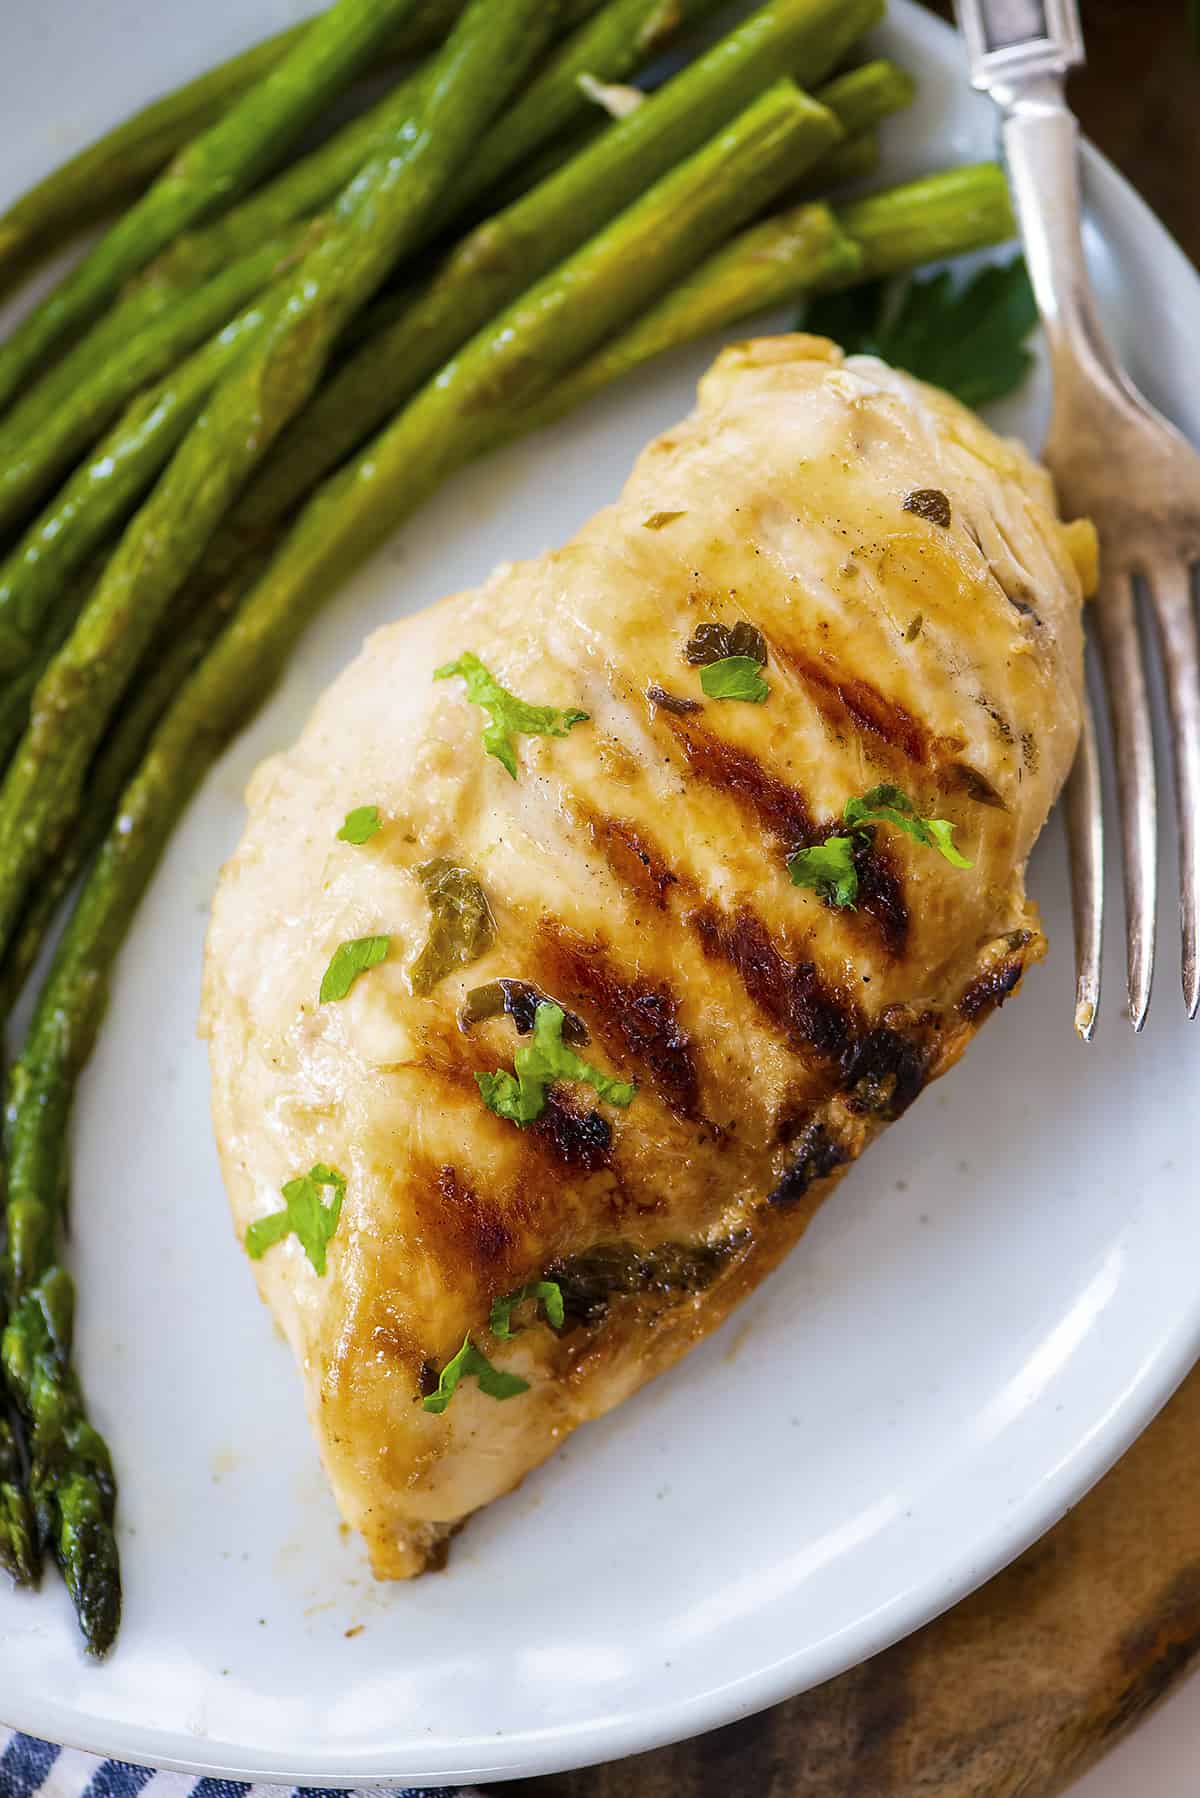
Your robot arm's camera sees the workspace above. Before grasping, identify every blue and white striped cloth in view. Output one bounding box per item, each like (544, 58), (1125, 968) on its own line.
(0, 1733), (480, 1798)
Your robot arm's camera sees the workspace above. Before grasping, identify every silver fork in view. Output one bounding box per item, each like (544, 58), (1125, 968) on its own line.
(955, 0), (1200, 1036)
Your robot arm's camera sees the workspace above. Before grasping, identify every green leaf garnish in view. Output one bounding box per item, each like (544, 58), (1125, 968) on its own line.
(801, 255), (1038, 408)
(787, 835), (859, 906)
(787, 784), (972, 908)
(434, 651), (589, 779)
(337, 805), (381, 844)
(700, 656), (769, 703)
(422, 1335), (530, 1413)
(489, 1280), (565, 1340)
(245, 1164), (346, 1276)
(410, 859), (494, 997)
(477, 1002), (635, 1128)
(319, 934), (390, 1003)
(843, 784), (973, 867)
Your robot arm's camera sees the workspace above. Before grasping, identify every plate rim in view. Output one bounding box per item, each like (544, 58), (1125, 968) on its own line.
(3, 1), (1200, 1784)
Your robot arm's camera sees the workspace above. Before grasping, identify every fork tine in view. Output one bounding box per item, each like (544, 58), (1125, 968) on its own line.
(1145, 562), (1200, 1019)
(1065, 687), (1103, 1040)
(1093, 571), (1157, 1029)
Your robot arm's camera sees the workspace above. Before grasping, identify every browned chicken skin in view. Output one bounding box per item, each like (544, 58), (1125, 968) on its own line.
(203, 335), (1093, 1577)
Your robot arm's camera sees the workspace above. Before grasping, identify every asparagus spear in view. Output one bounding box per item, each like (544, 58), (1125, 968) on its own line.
(0, 295), (284, 674)
(224, 0), (880, 555)
(794, 130), (880, 197)
(0, 1406), (37, 1588)
(0, 223), (320, 538)
(0, 0), (527, 297)
(508, 164), (1016, 435)
(136, 0), (718, 309)
(0, 0), (549, 964)
(0, 0), (431, 414)
(1, 1267), (119, 1653)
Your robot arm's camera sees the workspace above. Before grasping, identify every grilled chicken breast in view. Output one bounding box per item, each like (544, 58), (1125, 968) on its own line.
(203, 335), (1093, 1578)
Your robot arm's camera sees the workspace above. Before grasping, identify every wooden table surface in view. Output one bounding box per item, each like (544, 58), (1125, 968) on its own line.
(511, 5), (1200, 1794)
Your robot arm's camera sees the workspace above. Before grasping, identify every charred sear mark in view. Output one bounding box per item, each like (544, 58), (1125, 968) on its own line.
(417, 1358), (440, 1399)
(950, 762), (1007, 808)
(665, 717), (812, 843)
(903, 487), (951, 528)
(766, 1121), (850, 1208)
(425, 1165), (514, 1270)
(849, 839), (909, 959)
(691, 904), (855, 1059)
(577, 804), (679, 909)
(459, 978), (589, 1045)
(547, 1233), (748, 1327)
(530, 1090), (613, 1172)
(840, 1028), (927, 1120)
(539, 922), (701, 1120)
(646, 683), (702, 717)
(959, 954), (1025, 1022)
(684, 620), (768, 667)
(773, 642), (931, 764)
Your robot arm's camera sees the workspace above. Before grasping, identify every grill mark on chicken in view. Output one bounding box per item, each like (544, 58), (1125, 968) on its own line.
(959, 952), (1026, 1022)
(415, 1165), (517, 1280)
(690, 903), (857, 1062)
(772, 641), (932, 764)
(661, 714), (813, 843)
(839, 1027), (928, 1120)
(538, 921), (702, 1121)
(765, 1120), (851, 1208)
(848, 840), (909, 959)
(574, 802), (679, 910)
(547, 1233), (749, 1328)
(530, 1092), (613, 1172)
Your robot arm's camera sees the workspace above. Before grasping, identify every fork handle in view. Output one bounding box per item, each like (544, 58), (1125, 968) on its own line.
(953, 0), (1118, 390)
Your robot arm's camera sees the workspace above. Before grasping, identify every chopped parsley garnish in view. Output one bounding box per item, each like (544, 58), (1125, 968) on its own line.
(410, 859), (494, 996)
(786, 836), (860, 907)
(843, 784), (974, 866)
(800, 255), (1037, 409)
(319, 935), (390, 1003)
(337, 805), (381, 844)
(489, 1280), (565, 1340)
(245, 1164), (346, 1276)
(422, 1335), (530, 1414)
(477, 1002), (635, 1128)
(700, 656), (769, 703)
(643, 509), (685, 530)
(434, 651), (588, 779)
(788, 783), (973, 908)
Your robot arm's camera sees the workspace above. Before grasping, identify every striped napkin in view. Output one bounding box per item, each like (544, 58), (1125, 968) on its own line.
(0, 1732), (481, 1798)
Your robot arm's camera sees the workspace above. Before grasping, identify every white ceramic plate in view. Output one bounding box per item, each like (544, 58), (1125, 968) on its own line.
(1, 0), (1198, 1785)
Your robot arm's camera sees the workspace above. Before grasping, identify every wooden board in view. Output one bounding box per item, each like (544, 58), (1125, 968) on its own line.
(508, 7), (1200, 1792)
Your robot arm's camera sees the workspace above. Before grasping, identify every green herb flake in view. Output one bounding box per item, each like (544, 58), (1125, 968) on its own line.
(788, 784), (972, 909)
(319, 934), (390, 1003)
(434, 651), (588, 779)
(643, 510), (685, 530)
(477, 1002), (635, 1129)
(245, 1164), (346, 1276)
(489, 1280), (565, 1340)
(787, 836), (859, 907)
(422, 1335), (530, 1413)
(700, 655), (769, 703)
(410, 859), (494, 996)
(801, 255), (1038, 409)
(337, 805), (382, 844)
(843, 783), (973, 867)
